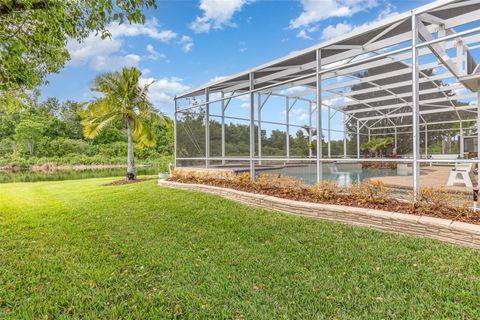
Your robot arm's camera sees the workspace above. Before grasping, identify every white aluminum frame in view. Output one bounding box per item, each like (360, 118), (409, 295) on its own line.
(173, 0), (480, 198)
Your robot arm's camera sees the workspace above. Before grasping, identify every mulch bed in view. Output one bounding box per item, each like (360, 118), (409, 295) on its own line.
(168, 177), (480, 225)
(105, 178), (153, 186)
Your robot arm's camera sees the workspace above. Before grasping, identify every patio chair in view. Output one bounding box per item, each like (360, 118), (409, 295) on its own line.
(446, 162), (473, 188)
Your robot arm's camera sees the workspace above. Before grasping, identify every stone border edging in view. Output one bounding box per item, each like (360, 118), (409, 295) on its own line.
(158, 180), (480, 249)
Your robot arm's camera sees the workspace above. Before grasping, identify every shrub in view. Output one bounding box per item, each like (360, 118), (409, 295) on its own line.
(346, 180), (392, 205)
(48, 138), (91, 157)
(310, 181), (338, 201)
(414, 187), (471, 217)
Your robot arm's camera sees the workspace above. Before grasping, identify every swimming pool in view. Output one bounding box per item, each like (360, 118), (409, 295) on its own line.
(258, 163), (411, 187)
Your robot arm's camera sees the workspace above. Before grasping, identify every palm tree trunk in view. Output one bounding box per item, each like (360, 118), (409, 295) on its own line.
(126, 118), (136, 180)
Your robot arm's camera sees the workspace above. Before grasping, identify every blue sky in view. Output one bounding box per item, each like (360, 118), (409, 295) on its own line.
(40, 0), (431, 116)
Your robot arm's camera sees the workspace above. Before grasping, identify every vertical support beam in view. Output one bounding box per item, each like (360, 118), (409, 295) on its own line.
(286, 96), (290, 160)
(173, 97), (178, 168)
(394, 126), (398, 151)
(368, 127), (371, 142)
(356, 120), (360, 159)
(221, 92), (225, 165)
(205, 88), (210, 168)
(459, 122), (464, 158)
(249, 73), (255, 180)
(412, 13), (421, 198)
(477, 89), (480, 178)
(343, 114), (347, 159)
(258, 94), (262, 165)
(424, 125), (428, 159)
(327, 107), (331, 158)
(308, 101), (313, 158)
(316, 48), (322, 183)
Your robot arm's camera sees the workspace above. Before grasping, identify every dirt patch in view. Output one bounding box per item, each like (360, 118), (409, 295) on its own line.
(104, 178), (153, 186)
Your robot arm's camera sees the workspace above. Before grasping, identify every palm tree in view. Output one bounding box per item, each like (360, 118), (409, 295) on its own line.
(81, 67), (162, 180)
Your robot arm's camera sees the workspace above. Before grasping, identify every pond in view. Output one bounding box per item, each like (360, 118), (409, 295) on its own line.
(0, 165), (166, 183)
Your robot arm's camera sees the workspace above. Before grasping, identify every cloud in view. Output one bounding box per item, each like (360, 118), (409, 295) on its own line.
(146, 44), (166, 61)
(179, 35), (194, 52)
(320, 3), (398, 40)
(140, 77), (191, 110)
(296, 29), (312, 40)
(67, 19), (192, 71)
(110, 19), (178, 42)
(67, 35), (141, 71)
(190, 0), (254, 33)
(290, 0), (378, 29)
(321, 22), (353, 40)
(91, 54), (141, 71)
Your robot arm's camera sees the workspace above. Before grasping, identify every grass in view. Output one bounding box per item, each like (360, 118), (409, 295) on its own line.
(0, 178), (479, 319)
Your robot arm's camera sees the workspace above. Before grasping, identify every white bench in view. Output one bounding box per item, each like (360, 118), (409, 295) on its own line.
(429, 154), (459, 166)
(447, 163), (473, 188)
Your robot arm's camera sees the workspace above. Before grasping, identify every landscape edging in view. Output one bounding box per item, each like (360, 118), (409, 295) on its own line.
(158, 180), (480, 249)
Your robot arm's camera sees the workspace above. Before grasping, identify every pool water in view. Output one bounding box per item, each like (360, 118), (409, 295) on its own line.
(259, 164), (410, 187)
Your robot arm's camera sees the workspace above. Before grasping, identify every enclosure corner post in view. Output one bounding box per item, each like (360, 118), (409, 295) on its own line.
(173, 97), (177, 169)
(258, 94), (262, 165)
(343, 114), (347, 159)
(286, 96), (290, 160)
(249, 72), (255, 181)
(316, 48), (322, 183)
(411, 12), (421, 200)
(205, 87), (210, 168)
(327, 106), (331, 158)
(221, 91), (226, 165)
(356, 120), (360, 159)
(309, 101), (313, 158)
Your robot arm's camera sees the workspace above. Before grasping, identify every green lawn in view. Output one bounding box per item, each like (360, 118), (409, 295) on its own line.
(0, 178), (479, 319)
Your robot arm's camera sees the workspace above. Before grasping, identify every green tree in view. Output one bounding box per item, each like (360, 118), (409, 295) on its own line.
(80, 67), (162, 180)
(0, 0), (157, 91)
(14, 119), (44, 156)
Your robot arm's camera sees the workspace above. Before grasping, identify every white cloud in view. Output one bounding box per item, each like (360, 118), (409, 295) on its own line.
(110, 19), (177, 42)
(179, 35), (194, 52)
(296, 29), (312, 40)
(321, 22), (353, 40)
(140, 77), (191, 110)
(67, 19), (192, 71)
(67, 35), (122, 67)
(91, 54), (141, 71)
(146, 44), (166, 60)
(67, 35), (141, 71)
(190, 0), (253, 33)
(290, 0), (378, 29)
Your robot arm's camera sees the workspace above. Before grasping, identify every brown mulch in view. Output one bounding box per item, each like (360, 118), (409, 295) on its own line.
(168, 177), (480, 225)
(104, 178), (153, 186)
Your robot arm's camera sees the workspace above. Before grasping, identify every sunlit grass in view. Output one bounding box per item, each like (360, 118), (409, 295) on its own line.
(0, 178), (479, 318)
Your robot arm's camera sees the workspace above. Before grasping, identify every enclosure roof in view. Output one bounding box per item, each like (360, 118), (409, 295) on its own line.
(178, 0), (474, 99)
(176, 0), (480, 128)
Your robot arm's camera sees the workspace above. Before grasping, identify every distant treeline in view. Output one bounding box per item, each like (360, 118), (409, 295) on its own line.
(0, 93), (173, 168)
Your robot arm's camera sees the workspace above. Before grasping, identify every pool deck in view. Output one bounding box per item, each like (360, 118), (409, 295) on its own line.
(372, 165), (476, 194)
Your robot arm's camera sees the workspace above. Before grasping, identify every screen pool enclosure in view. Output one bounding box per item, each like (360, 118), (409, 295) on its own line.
(174, 0), (480, 196)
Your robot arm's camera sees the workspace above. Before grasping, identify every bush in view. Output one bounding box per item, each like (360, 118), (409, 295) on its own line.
(310, 181), (338, 201)
(48, 138), (91, 157)
(346, 180), (392, 206)
(169, 170), (478, 223)
(414, 187), (470, 217)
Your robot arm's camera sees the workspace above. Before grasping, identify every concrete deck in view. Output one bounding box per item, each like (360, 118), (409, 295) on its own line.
(372, 166), (476, 194)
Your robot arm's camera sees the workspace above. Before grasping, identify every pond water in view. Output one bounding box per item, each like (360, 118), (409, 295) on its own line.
(261, 163), (410, 187)
(0, 165), (165, 183)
